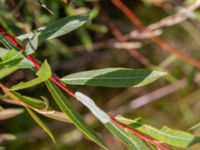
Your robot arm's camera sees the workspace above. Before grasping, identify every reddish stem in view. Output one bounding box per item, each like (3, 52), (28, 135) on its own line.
(110, 116), (172, 150)
(0, 30), (75, 97)
(26, 55), (41, 69)
(50, 76), (75, 97)
(0, 29), (22, 49)
(27, 55), (75, 96)
(105, 16), (150, 66)
(111, 0), (200, 69)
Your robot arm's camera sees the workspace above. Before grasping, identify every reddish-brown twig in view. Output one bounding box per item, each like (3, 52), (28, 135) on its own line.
(105, 15), (150, 66)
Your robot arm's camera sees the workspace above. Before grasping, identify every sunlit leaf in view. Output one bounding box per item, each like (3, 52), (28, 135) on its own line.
(0, 47), (34, 69)
(0, 66), (18, 79)
(25, 32), (39, 55)
(12, 60), (51, 91)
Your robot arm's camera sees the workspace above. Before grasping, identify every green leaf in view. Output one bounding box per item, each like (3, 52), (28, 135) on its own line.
(18, 15), (88, 41)
(11, 60), (51, 91)
(61, 68), (167, 88)
(9, 92), (47, 109)
(0, 92), (70, 123)
(25, 32), (39, 55)
(45, 80), (108, 150)
(105, 122), (149, 150)
(76, 28), (93, 51)
(0, 66), (18, 79)
(0, 47), (34, 69)
(0, 49), (23, 67)
(116, 116), (200, 148)
(0, 47), (7, 56)
(25, 106), (55, 143)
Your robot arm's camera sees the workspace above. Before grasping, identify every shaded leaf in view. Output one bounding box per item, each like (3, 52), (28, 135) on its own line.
(1, 87), (47, 110)
(18, 15), (88, 41)
(76, 28), (93, 51)
(61, 68), (166, 88)
(25, 106), (55, 143)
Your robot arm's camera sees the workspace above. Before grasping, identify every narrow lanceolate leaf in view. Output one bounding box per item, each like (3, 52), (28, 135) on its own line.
(0, 66), (18, 79)
(0, 108), (24, 120)
(105, 123), (149, 150)
(25, 106), (55, 143)
(9, 92), (47, 109)
(0, 91), (70, 123)
(36, 110), (70, 123)
(25, 32), (39, 55)
(45, 80), (108, 150)
(61, 68), (167, 88)
(18, 15), (88, 41)
(1, 86), (47, 110)
(116, 116), (200, 148)
(12, 60), (51, 91)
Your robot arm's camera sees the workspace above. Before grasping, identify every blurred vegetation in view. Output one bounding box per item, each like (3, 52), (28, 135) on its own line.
(1, 0), (200, 149)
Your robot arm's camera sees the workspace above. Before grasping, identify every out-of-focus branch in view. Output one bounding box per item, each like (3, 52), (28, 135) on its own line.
(112, 0), (200, 70)
(69, 37), (141, 52)
(146, 0), (200, 32)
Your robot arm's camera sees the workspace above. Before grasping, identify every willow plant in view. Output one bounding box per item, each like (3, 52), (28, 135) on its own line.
(0, 14), (200, 150)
